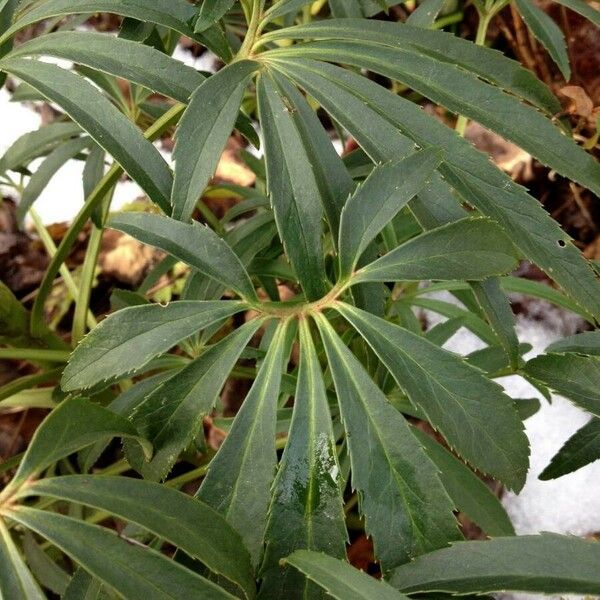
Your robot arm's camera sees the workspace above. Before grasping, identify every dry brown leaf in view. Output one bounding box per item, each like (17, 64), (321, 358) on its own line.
(560, 85), (594, 119)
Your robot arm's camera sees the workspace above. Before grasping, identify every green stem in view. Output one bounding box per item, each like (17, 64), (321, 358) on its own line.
(0, 388), (56, 409)
(29, 209), (97, 332)
(165, 464), (210, 488)
(238, 0), (264, 57)
(30, 103), (185, 338)
(71, 190), (115, 346)
(455, 0), (507, 135)
(196, 199), (225, 235)
(0, 348), (70, 362)
(0, 367), (62, 402)
(433, 10), (465, 29)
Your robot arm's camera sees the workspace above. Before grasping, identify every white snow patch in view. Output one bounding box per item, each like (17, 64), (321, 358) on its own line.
(422, 292), (600, 600)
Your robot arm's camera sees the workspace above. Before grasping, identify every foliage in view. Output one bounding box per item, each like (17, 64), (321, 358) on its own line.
(0, 0), (599, 597)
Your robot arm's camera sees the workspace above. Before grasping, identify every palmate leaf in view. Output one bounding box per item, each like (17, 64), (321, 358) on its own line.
(5, 507), (237, 600)
(4, 397), (151, 493)
(17, 136), (90, 224)
(19, 475), (255, 598)
(539, 417), (600, 479)
(260, 320), (346, 599)
(197, 320), (290, 565)
(62, 301), (246, 391)
(266, 72), (386, 315)
(124, 318), (264, 481)
(0, 58), (172, 213)
(9, 31), (205, 103)
(261, 19), (561, 114)
(389, 534), (600, 595)
(269, 58), (600, 319)
(314, 314), (460, 571)
(269, 41), (600, 197)
(337, 303), (529, 491)
(524, 353), (600, 416)
(338, 147), (444, 278)
(515, 0), (570, 79)
(257, 71), (328, 301)
(284, 551), (408, 600)
(413, 428), (515, 537)
(0, 520), (45, 600)
(352, 218), (519, 284)
(109, 212), (257, 301)
(172, 60), (259, 221)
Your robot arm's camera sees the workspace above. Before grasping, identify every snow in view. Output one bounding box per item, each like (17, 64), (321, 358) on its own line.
(424, 293), (600, 600)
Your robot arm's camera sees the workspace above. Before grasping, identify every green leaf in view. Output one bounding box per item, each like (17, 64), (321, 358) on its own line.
(337, 303), (529, 491)
(198, 320), (290, 565)
(63, 569), (109, 600)
(62, 301), (245, 391)
(284, 550), (409, 600)
(262, 0), (315, 23)
(172, 60), (258, 221)
(260, 320), (346, 598)
(8, 31), (205, 103)
(257, 71), (328, 300)
(338, 148), (444, 278)
(195, 0), (234, 32)
(352, 218), (518, 284)
(17, 136), (90, 224)
(20, 475), (256, 599)
(0, 520), (45, 600)
(0, 121), (82, 176)
(315, 314), (459, 570)
(83, 144), (107, 228)
(125, 318), (264, 481)
(471, 278), (520, 370)
(274, 40), (600, 195)
(552, 0), (600, 25)
(5, 397), (151, 491)
(272, 74), (353, 237)
(501, 276), (593, 322)
(22, 531), (70, 595)
(406, 0), (446, 27)
(539, 418), (600, 479)
(524, 353), (600, 416)
(270, 58), (600, 320)
(389, 534), (600, 595)
(262, 19), (561, 114)
(515, 0), (570, 79)
(0, 0), (18, 88)
(0, 0), (199, 45)
(0, 58), (172, 212)
(109, 212), (257, 301)
(5, 507), (237, 600)
(546, 330), (600, 355)
(411, 428), (515, 537)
